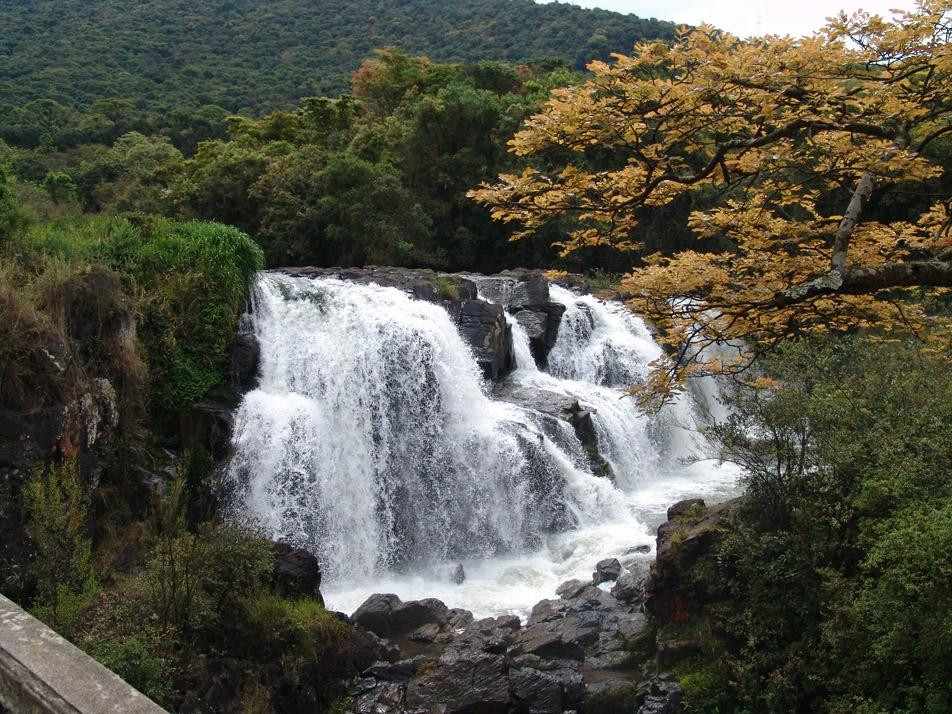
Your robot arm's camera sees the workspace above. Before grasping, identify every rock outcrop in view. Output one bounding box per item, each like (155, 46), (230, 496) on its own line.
(271, 542), (323, 602)
(644, 498), (740, 625)
(470, 269), (566, 368)
(346, 560), (662, 714)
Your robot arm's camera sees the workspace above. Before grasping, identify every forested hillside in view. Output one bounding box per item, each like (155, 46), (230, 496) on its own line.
(0, 0), (675, 114)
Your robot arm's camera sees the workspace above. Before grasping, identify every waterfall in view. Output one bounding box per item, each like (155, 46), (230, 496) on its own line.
(227, 275), (622, 582)
(227, 272), (739, 617)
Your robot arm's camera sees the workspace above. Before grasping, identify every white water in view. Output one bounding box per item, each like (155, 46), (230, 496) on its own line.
(227, 274), (739, 619)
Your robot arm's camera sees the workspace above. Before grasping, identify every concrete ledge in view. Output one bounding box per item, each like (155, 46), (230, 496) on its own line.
(0, 594), (167, 713)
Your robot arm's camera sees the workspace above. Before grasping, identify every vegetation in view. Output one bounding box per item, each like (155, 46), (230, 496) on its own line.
(472, 1), (952, 405)
(22, 460), (98, 637)
(3, 50), (603, 273)
(667, 337), (952, 713)
(1, 1), (950, 712)
(0, 0), (674, 123)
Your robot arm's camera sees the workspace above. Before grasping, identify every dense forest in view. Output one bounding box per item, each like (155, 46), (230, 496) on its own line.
(0, 0), (675, 116)
(1, 1), (951, 713)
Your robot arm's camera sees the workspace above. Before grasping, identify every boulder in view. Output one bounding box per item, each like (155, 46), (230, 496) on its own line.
(556, 579), (589, 601)
(625, 544), (652, 555)
(593, 558), (623, 585)
(408, 622), (441, 643)
(611, 572), (646, 605)
(509, 667), (562, 713)
(270, 542), (323, 602)
(510, 621), (586, 660)
(405, 649), (510, 713)
(363, 656), (428, 682)
(644, 498), (741, 624)
(351, 593), (450, 637)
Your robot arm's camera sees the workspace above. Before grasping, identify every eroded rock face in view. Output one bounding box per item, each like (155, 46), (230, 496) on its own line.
(469, 270), (566, 368)
(450, 299), (513, 380)
(405, 649), (510, 713)
(644, 497), (741, 624)
(492, 383), (612, 480)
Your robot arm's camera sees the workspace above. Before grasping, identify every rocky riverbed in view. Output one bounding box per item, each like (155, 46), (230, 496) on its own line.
(318, 495), (739, 714)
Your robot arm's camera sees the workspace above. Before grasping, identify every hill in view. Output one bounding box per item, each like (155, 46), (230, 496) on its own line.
(0, 0), (676, 114)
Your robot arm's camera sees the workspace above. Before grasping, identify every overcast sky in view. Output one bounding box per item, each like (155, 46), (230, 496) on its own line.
(545, 0), (922, 38)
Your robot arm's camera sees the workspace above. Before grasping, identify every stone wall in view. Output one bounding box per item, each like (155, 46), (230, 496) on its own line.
(0, 594), (166, 713)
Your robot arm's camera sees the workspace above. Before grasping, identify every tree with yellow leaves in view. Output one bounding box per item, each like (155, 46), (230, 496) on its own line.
(471, 1), (952, 407)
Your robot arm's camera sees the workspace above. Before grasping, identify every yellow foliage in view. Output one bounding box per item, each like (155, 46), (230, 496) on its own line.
(471, 1), (952, 405)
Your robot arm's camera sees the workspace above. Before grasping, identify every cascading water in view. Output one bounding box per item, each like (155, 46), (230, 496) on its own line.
(227, 273), (739, 618)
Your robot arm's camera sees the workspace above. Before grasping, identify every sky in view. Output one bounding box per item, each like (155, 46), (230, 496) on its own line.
(544, 0), (922, 39)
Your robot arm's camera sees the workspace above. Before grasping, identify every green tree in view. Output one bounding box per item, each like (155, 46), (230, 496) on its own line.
(255, 152), (430, 266)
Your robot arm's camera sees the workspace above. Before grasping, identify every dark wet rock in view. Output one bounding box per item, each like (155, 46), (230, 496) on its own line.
(270, 542), (323, 602)
(354, 681), (407, 714)
(351, 593), (450, 638)
(512, 306), (566, 367)
(593, 558), (623, 585)
(229, 310), (259, 391)
(408, 622), (441, 643)
(645, 498), (741, 624)
(583, 681), (642, 714)
(509, 666), (562, 712)
(446, 615), (522, 655)
(468, 271), (566, 366)
(452, 563), (466, 585)
(448, 608), (475, 629)
(348, 677), (379, 697)
(611, 572), (646, 604)
(528, 598), (568, 625)
(510, 621), (586, 660)
(343, 626), (400, 669)
(405, 649), (510, 713)
(626, 544), (652, 555)
(363, 655), (429, 682)
(453, 299), (513, 380)
(556, 579), (589, 601)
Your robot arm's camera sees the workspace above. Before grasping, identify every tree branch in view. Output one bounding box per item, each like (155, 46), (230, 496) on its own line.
(831, 172), (876, 271)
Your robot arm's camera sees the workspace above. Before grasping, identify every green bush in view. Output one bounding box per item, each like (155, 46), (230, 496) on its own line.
(22, 460), (99, 637)
(4, 215), (263, 417)
(146, 521), (273, 639)
(94, 638), (175, 707)
(701, 336), (952, 712)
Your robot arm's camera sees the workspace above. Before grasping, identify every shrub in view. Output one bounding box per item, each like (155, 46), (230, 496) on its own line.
(146, 520), (273, 639)
(94, 637), (175, 707)
(701, 336), (952, 712)
(22, 460), (99, 637)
